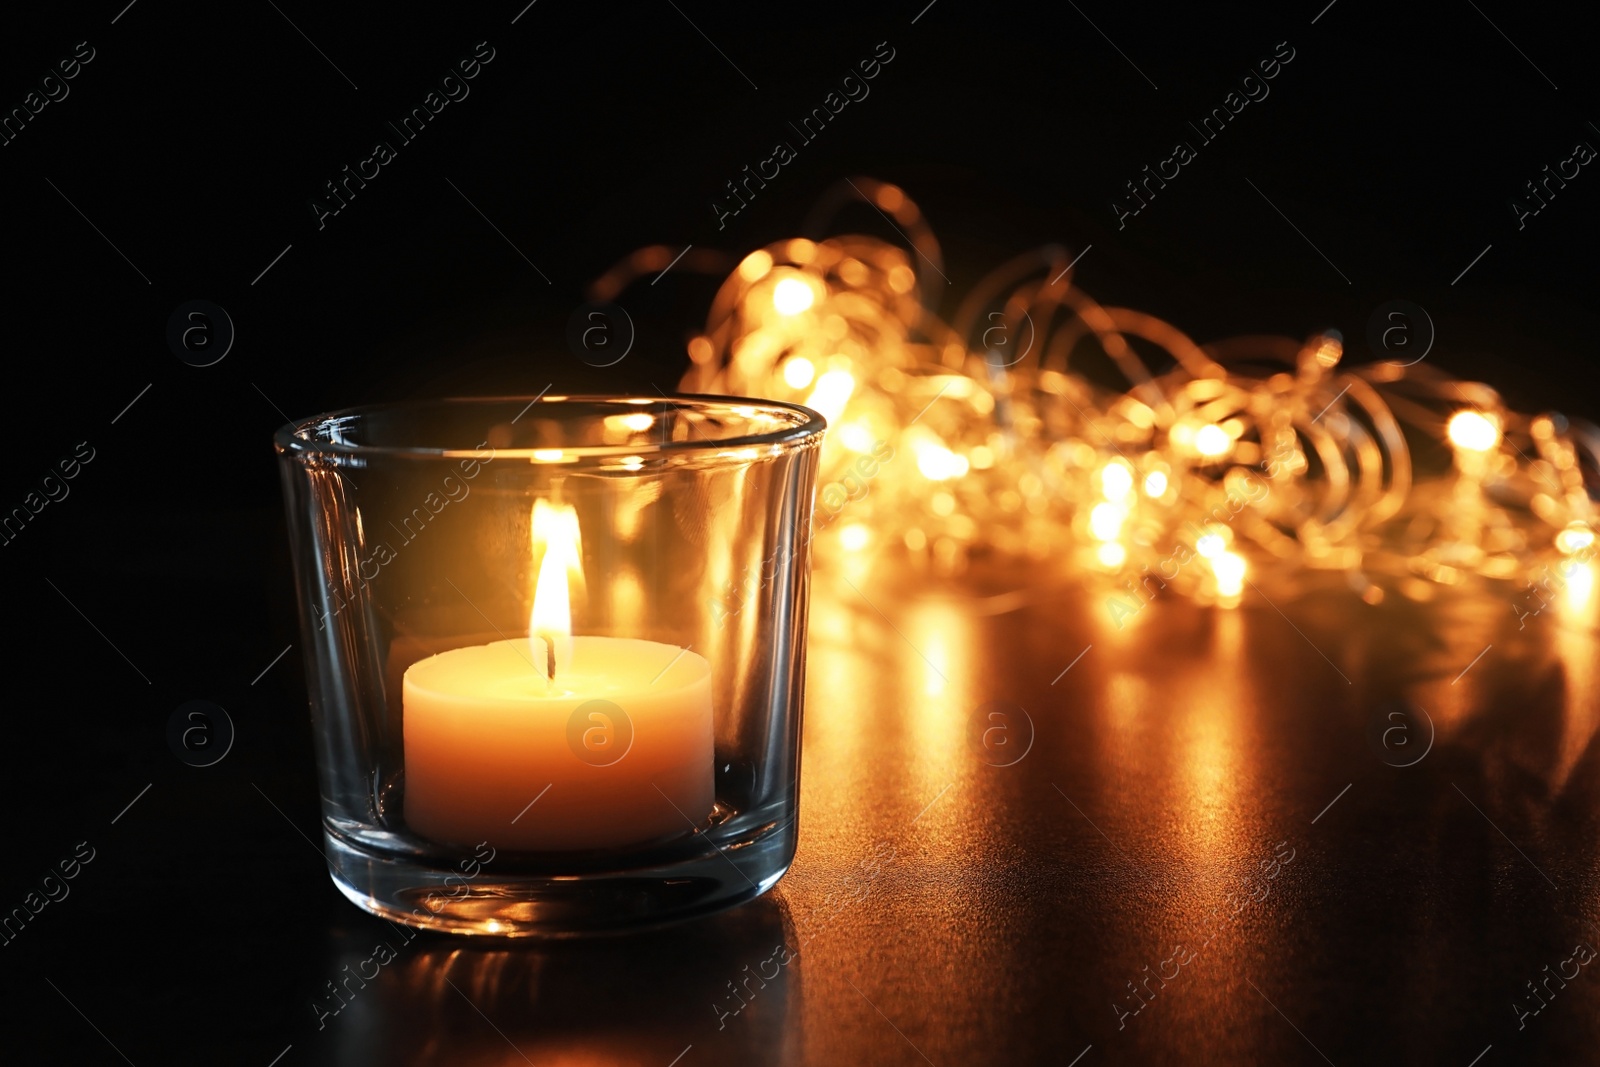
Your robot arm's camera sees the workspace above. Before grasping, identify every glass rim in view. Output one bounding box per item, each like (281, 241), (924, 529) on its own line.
(273, 393), (827, 461)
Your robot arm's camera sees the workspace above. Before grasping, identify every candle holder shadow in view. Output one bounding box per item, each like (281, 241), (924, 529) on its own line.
(276, 395), (825, 936)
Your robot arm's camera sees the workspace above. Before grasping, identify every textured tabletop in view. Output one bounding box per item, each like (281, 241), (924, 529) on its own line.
(15, 552), (1598, 1066)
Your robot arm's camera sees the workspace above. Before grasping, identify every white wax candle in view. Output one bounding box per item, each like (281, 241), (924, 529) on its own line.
(403, 636), (714, 851)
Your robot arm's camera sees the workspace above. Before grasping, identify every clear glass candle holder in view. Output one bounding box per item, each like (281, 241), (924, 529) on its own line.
(275, 396), (824, 936)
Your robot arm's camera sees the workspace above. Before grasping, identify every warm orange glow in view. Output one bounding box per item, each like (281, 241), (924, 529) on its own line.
(838, 420), (875, 453)
(1098, 460), (1134, 502)
(1194, 423), (1232, 458)
(646, 181), (1591, 608)
(1089, 502), (1126, 541)
(1211, 551), (1246, 597)
(610, 565), (645, 627)
(839, 523), (870, 551)
(1196, 527), (1228, 559)
(782, 356), (816, 389)
(1447, 410), (1500, 452)
(910, 428), (969, 480)
(604, 412), (655, 438)
(903, 600), (968, 732)
(1563, 560), (1595, 615)
(806, 369), (855, 423)
(773, 276), (816, 315)
(1556, 521), (1595, 555)
(737, 249), (773, 282)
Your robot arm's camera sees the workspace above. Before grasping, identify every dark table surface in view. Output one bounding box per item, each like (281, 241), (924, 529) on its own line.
(11, 547), (1599, 1067)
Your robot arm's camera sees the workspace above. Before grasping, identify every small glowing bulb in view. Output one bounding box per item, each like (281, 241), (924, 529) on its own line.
(1212, 551), (1247, 597)
(915, 440), (969, 481)
(1196, 528), (1227, 559)
(737, 249), (773, 281)
(1447, 410), (1500, 452)
(838, 421), (875, 453)
(773, 277), (815, 315)
(1098, 461), (1134, 502)
(620, 413), (654, 432)
(531, 448), (565, 462)
(1096, 542), (1127, 567)
(1143, 470), (1168, 497)
(782, 357), (816, 389)
(1194, 424), (1232, 458)
(1557, 521), (1595, 555)
(839, 523), (870, 552)
(805, 369), (855, 423)
(1089, 502), (1126, 541)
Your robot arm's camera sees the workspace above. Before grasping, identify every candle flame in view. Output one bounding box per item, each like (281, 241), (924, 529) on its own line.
(530, 500), (582, 687)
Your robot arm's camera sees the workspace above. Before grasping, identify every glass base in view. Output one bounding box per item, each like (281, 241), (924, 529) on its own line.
(323, 818), (796, 938)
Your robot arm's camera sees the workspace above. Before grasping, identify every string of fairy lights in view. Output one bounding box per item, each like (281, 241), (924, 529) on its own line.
(589, 178), (1599, 614)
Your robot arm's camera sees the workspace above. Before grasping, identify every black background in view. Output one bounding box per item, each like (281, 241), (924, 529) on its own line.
(2, 1), (1596, 1062)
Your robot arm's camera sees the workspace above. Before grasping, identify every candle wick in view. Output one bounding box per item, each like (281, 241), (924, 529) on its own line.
(540, 631), (556, 689)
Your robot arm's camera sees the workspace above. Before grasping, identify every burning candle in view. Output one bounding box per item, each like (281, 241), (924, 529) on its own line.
(402, 501), (715, 851)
